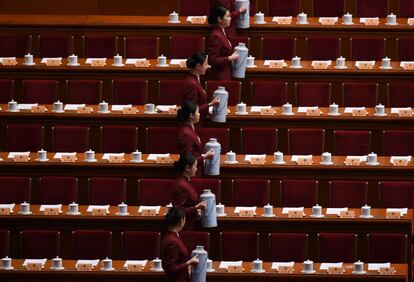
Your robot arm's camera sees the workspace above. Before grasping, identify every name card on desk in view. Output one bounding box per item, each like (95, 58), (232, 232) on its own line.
(408, 18), (414, 25)
(61, 154), (77, 162)
(379, 267), (395, 275)
(328, 266), (344, 274)
(278, 266), (294, 273)
(91, 59), (105, 66)
(123, 107), (137, 114)
(108, 155), (124, 163)
(190, 16), (206, 24)
(392, 158), (408, 166)
(269, 61), (284, 68)
(352, 108), (367, 116)
(339, 210), (355, 218)
(135, 60), (150, 67)
(141, 208), (157, 216)
(168, 107), (178, 114)
(398, 109), (413, 117)
(44, 207), (60, 215)
(13, 155), (29, 162)
(288, 210), (304, 218)
(127, 264), (143, 272)
(363, 18), (379, 25)
(77, 263), (93, 271)
(356, 62), (374, 70)
(250, 156), (266, 164)
(77, 106), (93, 114)
(306, 108), (320, 116)
(278, 17), (292, 24)
(1, 58), (17, 66)
(345, 157), (361, 166)
(260, 107), (274, 115)
(386, 211), (401, 219)
(312, 61), (329, 69)
(92, 208), (107, 216)
(26, 263), (43, 270)
(319, 17), (337, 25)
(239, 209), (255, 217)
(46, 58), (61, 66)
(0, 207), (11, 215)
(297, 157), (313, 165)
(227, 265), (243, 272)
(31, 105), (47, 113)
(156, 156), (171, 163)
(401, 62), (414, 70)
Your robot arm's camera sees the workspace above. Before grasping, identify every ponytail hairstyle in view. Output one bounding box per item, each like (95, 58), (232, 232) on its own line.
(173, 153), (197, 174)
(208, 6), (228, 25)
(165, 206), (185, 226)
(186, 51), (207, 69)
(177, 100), (198, 123)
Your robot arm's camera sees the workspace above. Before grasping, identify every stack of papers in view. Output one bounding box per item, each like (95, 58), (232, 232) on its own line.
(0, 203), (15, 212)
(147, 154), (170, 160)
(368, 262), (390, 271)
(17, 103), (38, 110)
(386, 208), (408, 216)
(54, 152), (77, 159)
(297, 107), (318, 113)
(41, 57), (62, 63)
(390, 156), (411, 164)
(282, 207), (304, 214)
(360, 17), (379, 23)
(272, 16), (292, 23)
(319, 262), (343, 270)
(8, 152), (30, 158)
(345, 156), (367, 162)
(23, 259), (47, 266)
(234, 206), (257, 213)
(186, 16), (207, 22)
(344, 107), (366, 113)
(64, 104), (86, 110)
(326, 208), (348, 215)
(271, 261), (294, 269)
(85, 58), (106, 64)
(87, 205), (110, 213)
(250, 106), (272, 112)
(170, 59), (186, 65)
(76, 259), (100, 267)
(40, 204), (62, 212)
(391, 107), (411, 114)
(102, 153), (125, 160)
(112, 105), (132, 111)
(244, 154), (266, 161)
(138, 206), (161, 214)
(219, 261), (243, 268)
(124, 260), (148, 267)
(126, 58), (147, 64)
(156, 105), (176, 112)
(291, 155), (312, 162)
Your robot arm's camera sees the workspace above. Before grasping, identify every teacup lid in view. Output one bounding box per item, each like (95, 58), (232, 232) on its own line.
(158, 54), (166, 58)
(170, 11), (178, 15)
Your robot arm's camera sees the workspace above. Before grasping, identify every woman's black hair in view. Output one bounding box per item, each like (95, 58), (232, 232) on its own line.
(186, 51), (207, 69)
(165, 206), (185, 226)
(208, 6), (228, 25)
(177, 100), (198, 123)
(173, 153), (197, 174)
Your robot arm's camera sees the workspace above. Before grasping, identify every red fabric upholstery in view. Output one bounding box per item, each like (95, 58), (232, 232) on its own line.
(159, 80), (185, 105)
(329, 180), (368, 208)
(190, 178), (221, 203)
(280, 179), (318, 207)
(351, 37), (385, 61)
(196, 127), (229, 153)
(288, 128), (325, 155)
(262, 37), (296, 60)
(342, 83), (378, 107)
(306, 37), (340, 60)
(73, 230), (111, 259)
(146, 127), (179, 153)
(124, 36), (159, 58)
(89, 177), (126, 205)
(22, 80), (58, 104)
(221, 231), (258, 261)
(7, 124), (44, 152)
(295, 82), (331, 107)
(0, 229), (9, 258)
(269, 233), (308, 261)
(180, 0), (210, 16)
(368, 233), (408, 263)
(251, 81), (287, 106)
(384, 130), (414, 156)
(0, 177), (31, 204)
(52, 126), (90, 153)
(101, 126), (138, 153)
(356, 0), (388, 17)
(388, 83), (414, 107)
(138, 179), (174, 205)
(318, 233), (356, 262)
(334, 130), (371, 156)
(241, 127), (278, 154)
(122, 231), (161, 260)
(112, 79), (147, 105)
(40, 176), (78, 205)
(397, 37), (414, 61)
(206, 80), (241, 106)
(313, 0), (344, 17)
(83, 35), (117, 58)
(21, 230), (60, 259)
(0, 34), (31, 57)
(400, 0), (414, 18)
(379, 181), (414, 208)
(66, 80), (102, 104)
(38, 34), (73, 57)
(232, 179), (270, 206)
(0, 79), (14, 103)
(179, 231), (210, 253)
(268, 0), (300, 16)
(229, 36), (250, 50)
(170, 35), (205, 59)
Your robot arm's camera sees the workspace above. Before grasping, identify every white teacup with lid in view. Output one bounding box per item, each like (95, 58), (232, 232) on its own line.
(24, 53), (34, 65)
(381, 57), (391, 69)
(328, 103), (340, 115)
(216, 203), (225, 216)
(98, 100), (109, 113)
(131, 150), (143, 163)
(236, 102), (247, 114)
(273, 151), (285, 164)
(117, 202), (129, 216)
(375, 103), (386, 116)
(301, 259), (315, 273)
(101, 257), (114, 271)
(112, 54), (124, 67)
(254, 12), (265, 24)
(251, 258), (264, 273)
(263, 203), (274, 217)
(282, 102), (294, 115)
(342, 12), (353, 25)
(291, 56), (301, 68)
(53, 100), (64, 113)
(206, 259), (214, 272)
(144, 103), (156, 113)
(84, 149), (96, 162)
(19, 201), (31, 215)
(386, 13), (397, 25)
(51, 256), (64, 270)
(353, 260), (366, 274)
(157, 54), (168, 66)
(311, 204), (323, 217)
(7, 99), (18, 112)
(37, 149), (48, 162)
(320, 152), (333, 165)
(225, 151), (237, 163)
(1, 256), (13, 270)
(366, 152), (378, 165)
(169, 11), (179, 23)
(360, 204), (372, 218)
(335, 56), (346, 69)
(68, 202), (80, 215)
(246, 55), (255, 67)
(68, 54), (79, 66)
(297, 12), (308, 24)
(151, 258), (163, 271)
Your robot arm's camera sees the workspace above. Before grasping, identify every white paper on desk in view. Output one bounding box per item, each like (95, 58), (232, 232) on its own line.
(250, 106), (271, 112)
(124, 260), (148, 268)
(311, 60), (332, 67)
(76, 259), (100, 267)
(23, 258), (47, 266)
(360, 17), (379, 23)
(147, 154), (170, 160)
(386, 208), (408, 215)
(170, 59), (186, 65)
(298, 106), (318, 113)
(112, 104), (132, 111)
(344, 107), (366, 113)
(244, 154), (266, 161)
(391, 107), (411, 114)
(234, 206), (257, 213)
(17, 103), (38, 110)
(368, 262), (390, 271)
(40, 204), (62, 212)
(186, 16), (207, 22)
(54, 152), (77, 159)
(0, 203), (15, 212)
(156, 105), (177, 112)
(318, 17), (338, 24)
(271, 261), (295, 269)
(0, 57), (16, 62)
(272, 16), (292, 23)
(390, 156), (411, 164)
(400, 61), (414, 68)
(355, 61), (375, 68)
(85, 58), (106, 64)
(64, 104), (86, 110)
(320, 262), (343, 270)
(345, 155), (367, 162)
(219, 261), (243, 268)
(102, 153), (125, 160)
(282, 207), (304, 214)
(41, 57), (62, 64)
(264, 60), (284, 66)
(126, 58), (147, 64)
(87, 205), (110, 213)
(138, 205), (161, 214)
(326, 208), (348, 215)
(8, 152), (30, 158)
(291, 155), (312, 162)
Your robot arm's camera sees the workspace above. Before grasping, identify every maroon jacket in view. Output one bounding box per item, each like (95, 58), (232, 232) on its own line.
(177, 123), (204, 177)
(182, 74), (209, 122)
(171, 175), (199, 230)
(208, 26), (233, 81)
(161, 231), (190, 282)
(211, 0), (241, 37)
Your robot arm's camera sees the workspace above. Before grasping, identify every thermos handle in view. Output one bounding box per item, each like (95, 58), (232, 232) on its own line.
(203, 199), (215, 217)
(191, 257), (207, 274)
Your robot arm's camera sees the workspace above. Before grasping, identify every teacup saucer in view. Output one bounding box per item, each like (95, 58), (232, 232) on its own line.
(23, 63), (36, 66)
(366, 162), (380, 166)
(156, 64), (169, 67)
(67, 63), (80, 66)
(150, 268), (164, 272)
(246, 65), (257, 68)
(100, 267), (115, 271)
(379, 66), (392, 69)
(335, 66), (348, 69)
(50, 266), (65, 270)
(206, 268), (215, 272)
(328, 112), (341, 116)
(98, 110), (111, 114)
(352, 270), (367, 275)
(52, 110), (65, 113)
(168, 20), (181, 24)
(261, 214), (276, 217)
(272, 161), (286, 165)
(373, 113), (387, 116)
(2, 266), (14, 270)
(290, 65), (303, 69)
(320, 161), (333, 165)
(7, 109), (20, 112)
(36, 158), (49, 162)
(255, 21), (267, 24)
(18, 211), (32, 215)
(84, 159), (97, 162)
(224, 160), (238, 164)
(130, 159), (144, 163)
(301, 270), (316, 274)
(216, 213), (227, 217)
(385, 22), (398, 26)
(296, 21), (309, 24)
(310, 214), (325, 218)
(359, 215), (374, 219)
(112, 63), (125, 67)
(281, 112), (295, 115)
(251, 269), (266, 273)
(66, 212), (81, 215)
(115, 212), (130, 216)
(235, 111), (248, 115)
(342, 22), (354, 25)
(144, 111), (157, 114)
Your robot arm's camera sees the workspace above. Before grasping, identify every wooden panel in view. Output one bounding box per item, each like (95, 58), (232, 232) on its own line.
(0, 0), (98, 14)
(98, 0), (180, 15)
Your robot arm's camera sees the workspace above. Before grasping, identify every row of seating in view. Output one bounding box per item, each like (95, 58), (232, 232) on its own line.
(0, 229), (408, 263)
(1, 176), (413, 208)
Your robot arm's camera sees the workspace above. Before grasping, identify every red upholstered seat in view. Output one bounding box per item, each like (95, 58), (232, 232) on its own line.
(280, 179), (318, 207)
(0, 34), (31, 57)
(146, 127), (178, 153)
(268, 0), (300, 16)
(295, 82), (331, 107)
(334, 130), (371, 156)
(0, 177), (31, 204)
(179, 231), (210, 253)
(232, 179), (270, 206)
(288, 128), (325, 155)
(196, 127), (229, 153)
(138, 179), (174, 206)
(7, 124), (44, 152)
(229, 36), (250, 50)
(379, 181), (414, 208)
(66, 80), (102, 104)
(112, 79), (147, 105)
(318, 233), (357, 262)
(206, 80), (241, 106)
(82, 35), (118, 58)
(220, 231), (259, 261)
(180, 0), (210, 16)
(38, 34), (73, 57)
(251, 81), (287, 106)
(388, 82), (414, 107)
(124, 36), (159, 59)
(356, 0), (388, 17)
(342, 83), (378, 107)
(0, 229), (10, 258)
(158, 80), (185, 105)
(0, 79), (14, 103)
(22, 80), (58, 104)
(89, 177), (126, 205)
(351, 37), (385, 61)
(170, 35), (205, 59)
(101, 126), (138, 153)
(329, 180), (368, 208)
(368, 233), (408, 263)
(400, 0), (414, 18)
(40, 176), (78, 205)
(52, 126), (90, 153)
(306, 37), (340, 60)
(383, 130), (414, 156)
(268, 233), (308, 261)
(190, 178), (221, 203)
(397, 37), (414, 61)
(241, 127), (278, 154)
(73, 230), (112, 259)
(121, 231), (161, 260)
(21, 230), (60, 259)
(313, 0), (344, 17)
(261, 37), (296, 60)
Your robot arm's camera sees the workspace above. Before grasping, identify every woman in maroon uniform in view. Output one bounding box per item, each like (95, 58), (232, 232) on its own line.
(210, 0), (247, 37)
(207, 6), (240, 80)
(171, 153), (207, 230)
(162, 206), (199, 282)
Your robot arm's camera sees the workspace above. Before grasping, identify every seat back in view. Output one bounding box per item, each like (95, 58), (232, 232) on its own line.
(251, 81), (287, 106)
(121, 231), (161, 260)
(318, 233), (357, 262)
(21, 230), (60, 259)
(73, 230), (112, 259)
(52, 126), (90, 153)
(295, 82), (331, 107)
(38, 34), (73, 57)
(268, 233), (308, 261)
(40, 176), (78, 205)
(22, 80), (58, 104)
(280, 179), (318, 207)
(288, 128), (325, 155)
(124, 36), (159, 58)
(138, 179), (174, 206)
(342, 83), (378, 107)
(7, 124), (44, 152)
(241, 128), (278, 154)
(89, 177), (126, 205)
(334, 130), (371, 156)
(83, 35), (117, 58)
(220, 231), (258, 261)
(101, 126), (138, 153)
(329, 180), (368, 208)
(232, 179), (270, 206)
(66, 80), (102, 104)
(0, 177), (31, 204)
(112, 79), (147, 105)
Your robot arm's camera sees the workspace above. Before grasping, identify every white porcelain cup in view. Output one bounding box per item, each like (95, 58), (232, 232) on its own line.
(361, 205), (371, 217)
(236, 102), (246, 113)
(85, 149), (95, 161)
(169, 11), (179, 22)
(254, 12), (265, 23)
(375, 104), (385, 115)
(329, 103), (339, 114)
(264, 204), (273, 216)
(387, 13), (397, 25)
(226, 151), (236, 162)
(292, 56), (301, 68)
(144, 103), (155, 113)
(20, 202), (30, 214)
(216, 203), (225, 215)
(131, 150), (142, 162)
(297, 12), (307, 23)
(99, 101), (109, 113)
(312, 204), (322, 217)
(2, 256), (12, 269)
(52, 257), (62, 269)
(113, 54), (123, 65)
(382, 57), (391, 68)
(152, 258), (162, 270)
(354, 260), (364, 273)
(166, 202), (173, 212)
(336, 56), (346, 68)
(367, 152), (377, 164)
(303, 260), (314, 272)
(53, 100), (63, 112)
(103, 258), (112, 270)
(157, 55), (167, 66)
(7, 100), (17, 111)
(282, 103), (292, 114)
(342, 13), (353, 24)
(252, 259), (263, 272)
(274, 151), (284, 163)
(321, 152), (332, 163)
(38, 149), (47, 161)
(68, 54), (78, 65)
(247, 55), (255, 66)
(206, 259), (213, 271)
(24, 53), (33, 65)
(69, 202), (79, 214)
(118, 202), (128, 215)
